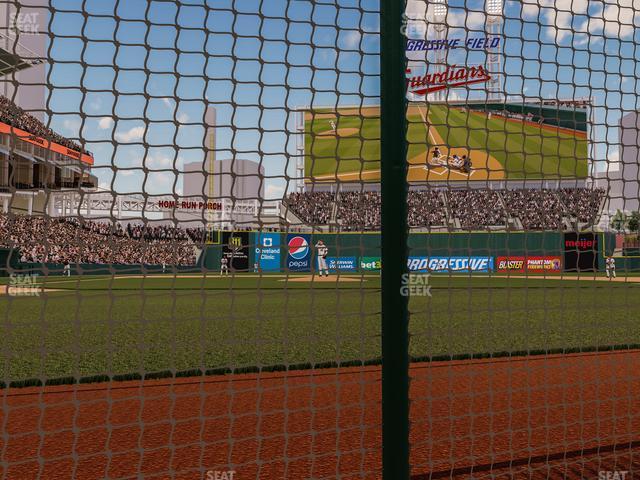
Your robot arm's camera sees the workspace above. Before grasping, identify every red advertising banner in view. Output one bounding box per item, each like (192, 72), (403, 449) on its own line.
(0, 121), (94, 166)
(496, 256), (562, 273)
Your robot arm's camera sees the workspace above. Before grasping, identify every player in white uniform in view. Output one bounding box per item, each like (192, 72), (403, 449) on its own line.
(606, 256), (616, 279)
(330, 120), (337, 133)
(315, 240), (329, 277)
(220, 257), (229, 276)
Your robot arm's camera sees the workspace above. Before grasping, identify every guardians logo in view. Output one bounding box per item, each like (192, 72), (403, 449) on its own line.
(406, 65), (491, 96)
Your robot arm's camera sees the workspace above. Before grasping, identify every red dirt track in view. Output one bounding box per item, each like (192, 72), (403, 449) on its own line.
(1, 351), (639, 479)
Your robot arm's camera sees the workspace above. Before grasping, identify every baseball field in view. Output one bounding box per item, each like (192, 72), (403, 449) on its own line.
(3, 272), (640, 478)
(1, 273), (638, 384)
(305, 103), (589, 182)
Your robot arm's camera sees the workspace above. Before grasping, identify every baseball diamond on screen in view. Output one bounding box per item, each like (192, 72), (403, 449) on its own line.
(304, 101), (589, 182)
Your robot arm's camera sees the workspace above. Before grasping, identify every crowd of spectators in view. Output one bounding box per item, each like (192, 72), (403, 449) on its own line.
(286, 188), (606, 231)
(0, 187), (607, 265)
(561, 188), (606, 224)
(0, 95), (85, 152)
(448, 190), (505, 229)
(0, 215), (196, 265)
(337, 192), (381, 231)
(502, 189), (565, 230)
(408, 190), (447, 227)
(287, 192), (334, 225)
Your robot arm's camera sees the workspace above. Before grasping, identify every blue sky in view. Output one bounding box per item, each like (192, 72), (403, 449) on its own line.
(41, 0), (640, 198)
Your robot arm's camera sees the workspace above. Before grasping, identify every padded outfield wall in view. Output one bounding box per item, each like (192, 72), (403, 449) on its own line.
(1, 231), (613, 276)
(202, 231), (604, 274)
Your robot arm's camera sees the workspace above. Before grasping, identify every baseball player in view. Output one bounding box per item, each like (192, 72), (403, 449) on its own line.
(315, 240), (329, 277)
(220, 256), (229, 276)
(606, 256), (616, 279)
(330, 120), (337, 133)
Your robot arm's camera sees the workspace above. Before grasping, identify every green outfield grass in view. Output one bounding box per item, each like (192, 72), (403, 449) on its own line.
(304, 109), (430, 177)
(304, 104), (588, 179)
(427, 104), (589, 178)
(0, 273), (639, 384)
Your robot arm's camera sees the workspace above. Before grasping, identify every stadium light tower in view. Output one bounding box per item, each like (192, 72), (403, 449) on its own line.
(431, 0), (448, 102)
(485, 0), (504, 101)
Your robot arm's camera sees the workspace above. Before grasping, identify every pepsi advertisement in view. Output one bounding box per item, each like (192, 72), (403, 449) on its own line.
(256, 233), (281, 272)
(286, 234), (311, 271)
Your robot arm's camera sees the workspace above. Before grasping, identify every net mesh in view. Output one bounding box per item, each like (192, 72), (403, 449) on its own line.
(0, 0), (638, 479)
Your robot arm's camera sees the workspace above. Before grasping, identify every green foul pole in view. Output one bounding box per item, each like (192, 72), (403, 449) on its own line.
(380, 0), (410, 479)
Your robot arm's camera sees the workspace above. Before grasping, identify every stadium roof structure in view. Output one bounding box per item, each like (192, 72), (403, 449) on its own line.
(0, 31), (43, 78)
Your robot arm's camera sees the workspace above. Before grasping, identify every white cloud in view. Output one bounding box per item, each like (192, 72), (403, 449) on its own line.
(146, 155), (174, 169)
(177, 112), (190, 124)
(114, 126), (146, 143)
(405, 1), (492, 39)
(63, 118), (81, 135)
(265, 183), (285, 200)
(522, 0), (639, 41)
(343, 30), (361, 49)
(89, 97), (103, 112)
(98, 117), (114, 130)
(162, 97), (174, 108)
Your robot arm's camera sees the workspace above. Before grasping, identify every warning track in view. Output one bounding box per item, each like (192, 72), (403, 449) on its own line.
(2, 350), (639, 479)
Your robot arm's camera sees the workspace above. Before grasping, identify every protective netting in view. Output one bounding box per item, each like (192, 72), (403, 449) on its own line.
(0, 0), (639, 479)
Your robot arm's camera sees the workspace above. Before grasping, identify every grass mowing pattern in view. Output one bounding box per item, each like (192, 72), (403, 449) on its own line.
(303, 104), (588, 179)
(305, 111), (381, 177)
(428, 104), (588, 179)
(0, 275), (638, 382)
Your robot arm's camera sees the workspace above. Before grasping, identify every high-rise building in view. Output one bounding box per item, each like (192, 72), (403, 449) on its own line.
(0, 0), (47, 120)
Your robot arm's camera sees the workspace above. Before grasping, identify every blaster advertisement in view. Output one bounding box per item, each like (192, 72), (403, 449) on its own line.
(496, 256), (562, 273)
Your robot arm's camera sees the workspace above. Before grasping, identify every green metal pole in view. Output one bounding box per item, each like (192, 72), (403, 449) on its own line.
(380, 0), (410, 479)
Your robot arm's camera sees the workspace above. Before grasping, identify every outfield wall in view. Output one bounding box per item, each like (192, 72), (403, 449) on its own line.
(203, 231), (604, 274)
(2, 232), (624, 276)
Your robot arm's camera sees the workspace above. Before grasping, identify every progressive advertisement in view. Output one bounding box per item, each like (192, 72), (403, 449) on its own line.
(407, 257), (493, 273)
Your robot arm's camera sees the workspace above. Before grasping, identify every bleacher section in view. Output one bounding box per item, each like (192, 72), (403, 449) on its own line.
(286, 188), (606, 231)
